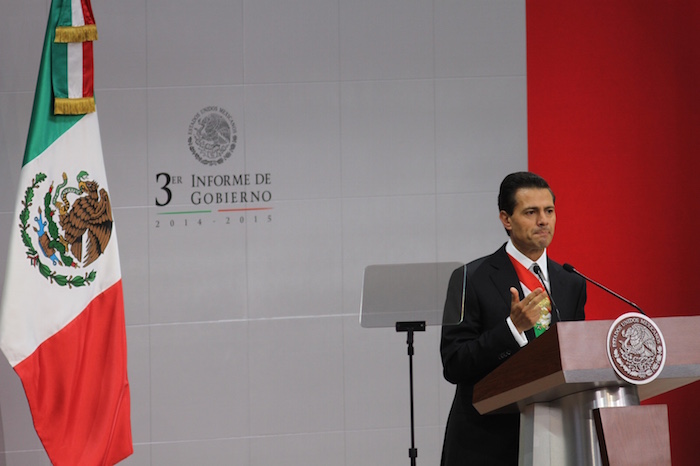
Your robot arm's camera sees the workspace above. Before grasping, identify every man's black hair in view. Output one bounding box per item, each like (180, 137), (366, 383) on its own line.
(498, 171), (555, 216)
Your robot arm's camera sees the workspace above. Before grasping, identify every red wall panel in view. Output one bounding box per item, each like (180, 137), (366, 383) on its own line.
(526, 1), (700, 463)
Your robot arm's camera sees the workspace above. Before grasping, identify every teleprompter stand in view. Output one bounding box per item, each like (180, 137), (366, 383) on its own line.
(361, 262), (463, 466)
(395, 320), (426, 465)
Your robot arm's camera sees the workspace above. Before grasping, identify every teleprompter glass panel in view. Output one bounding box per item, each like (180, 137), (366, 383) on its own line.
(360, 262), (464, 328)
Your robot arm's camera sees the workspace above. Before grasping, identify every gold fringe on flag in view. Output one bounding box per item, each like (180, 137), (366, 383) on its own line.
(55, 24), (98, 43)
(54, 97), (96, 115)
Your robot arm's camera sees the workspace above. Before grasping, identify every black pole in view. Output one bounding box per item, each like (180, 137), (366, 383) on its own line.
(407, 329), (417, 466)
(396, 321), (425, 466)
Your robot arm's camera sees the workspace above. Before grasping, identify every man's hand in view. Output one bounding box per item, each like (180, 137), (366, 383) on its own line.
(509, 287), (547, 333)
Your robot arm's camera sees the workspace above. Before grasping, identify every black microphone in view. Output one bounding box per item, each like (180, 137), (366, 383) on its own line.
(532, 264), (562, 324)
(562, 263), (646, 315)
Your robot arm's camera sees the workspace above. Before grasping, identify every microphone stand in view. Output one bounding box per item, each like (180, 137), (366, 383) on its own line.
(563, 263), (646, 315)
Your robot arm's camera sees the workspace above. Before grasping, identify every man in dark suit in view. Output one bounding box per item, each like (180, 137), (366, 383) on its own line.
(440, 172), (586, 465)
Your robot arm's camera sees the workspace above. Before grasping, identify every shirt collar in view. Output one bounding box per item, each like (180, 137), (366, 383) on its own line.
(505, 239), (549, 283)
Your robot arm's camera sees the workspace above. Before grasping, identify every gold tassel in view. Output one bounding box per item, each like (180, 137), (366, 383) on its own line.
(55, 24), (98, 43)
(54, 97), (96, 115)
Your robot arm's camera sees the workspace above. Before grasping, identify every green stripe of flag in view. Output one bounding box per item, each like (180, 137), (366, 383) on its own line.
(24, 0), (81, 166)
(51, 40), (69, 102)
(56, 0), (76, 27)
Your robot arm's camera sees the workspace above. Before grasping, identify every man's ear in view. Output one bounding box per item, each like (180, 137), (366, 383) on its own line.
(499, 210), (512, 233)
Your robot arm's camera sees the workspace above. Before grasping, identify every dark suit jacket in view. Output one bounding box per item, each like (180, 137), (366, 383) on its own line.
(440, 244), (586, 466)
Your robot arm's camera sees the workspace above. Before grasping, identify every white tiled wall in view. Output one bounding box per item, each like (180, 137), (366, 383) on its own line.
(0, 0), (527, 464)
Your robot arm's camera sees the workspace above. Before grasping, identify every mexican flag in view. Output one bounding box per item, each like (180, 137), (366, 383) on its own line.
(0, 1), (133, 464)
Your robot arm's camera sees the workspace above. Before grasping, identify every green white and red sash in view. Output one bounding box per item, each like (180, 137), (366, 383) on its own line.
(507, 254), (551, 337)
(0, 1), (132, 464)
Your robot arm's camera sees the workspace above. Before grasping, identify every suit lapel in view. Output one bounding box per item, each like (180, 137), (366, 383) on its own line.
(486, 246), (539, 340)
(488, 246), (522, 309)
(548, 260), (571, 322)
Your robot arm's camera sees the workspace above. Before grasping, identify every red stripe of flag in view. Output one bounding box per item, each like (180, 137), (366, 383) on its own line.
(14, 281), (132, 465)
(80, 0), (95, 26)
(82, 40), (94, 98)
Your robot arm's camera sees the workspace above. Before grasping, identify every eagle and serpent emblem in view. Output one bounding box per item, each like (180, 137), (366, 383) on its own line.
(607, 313), (666, 384)
(19, 171), (113, 288)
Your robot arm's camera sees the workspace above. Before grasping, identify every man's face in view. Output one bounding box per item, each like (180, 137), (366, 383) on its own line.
(500, 187), (556, 261)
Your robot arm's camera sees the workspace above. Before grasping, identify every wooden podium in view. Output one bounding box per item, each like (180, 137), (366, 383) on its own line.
(473, 316), (700, 466)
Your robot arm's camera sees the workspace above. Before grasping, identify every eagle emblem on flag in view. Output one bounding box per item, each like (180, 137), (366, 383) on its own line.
(20, 170), (113, 287)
